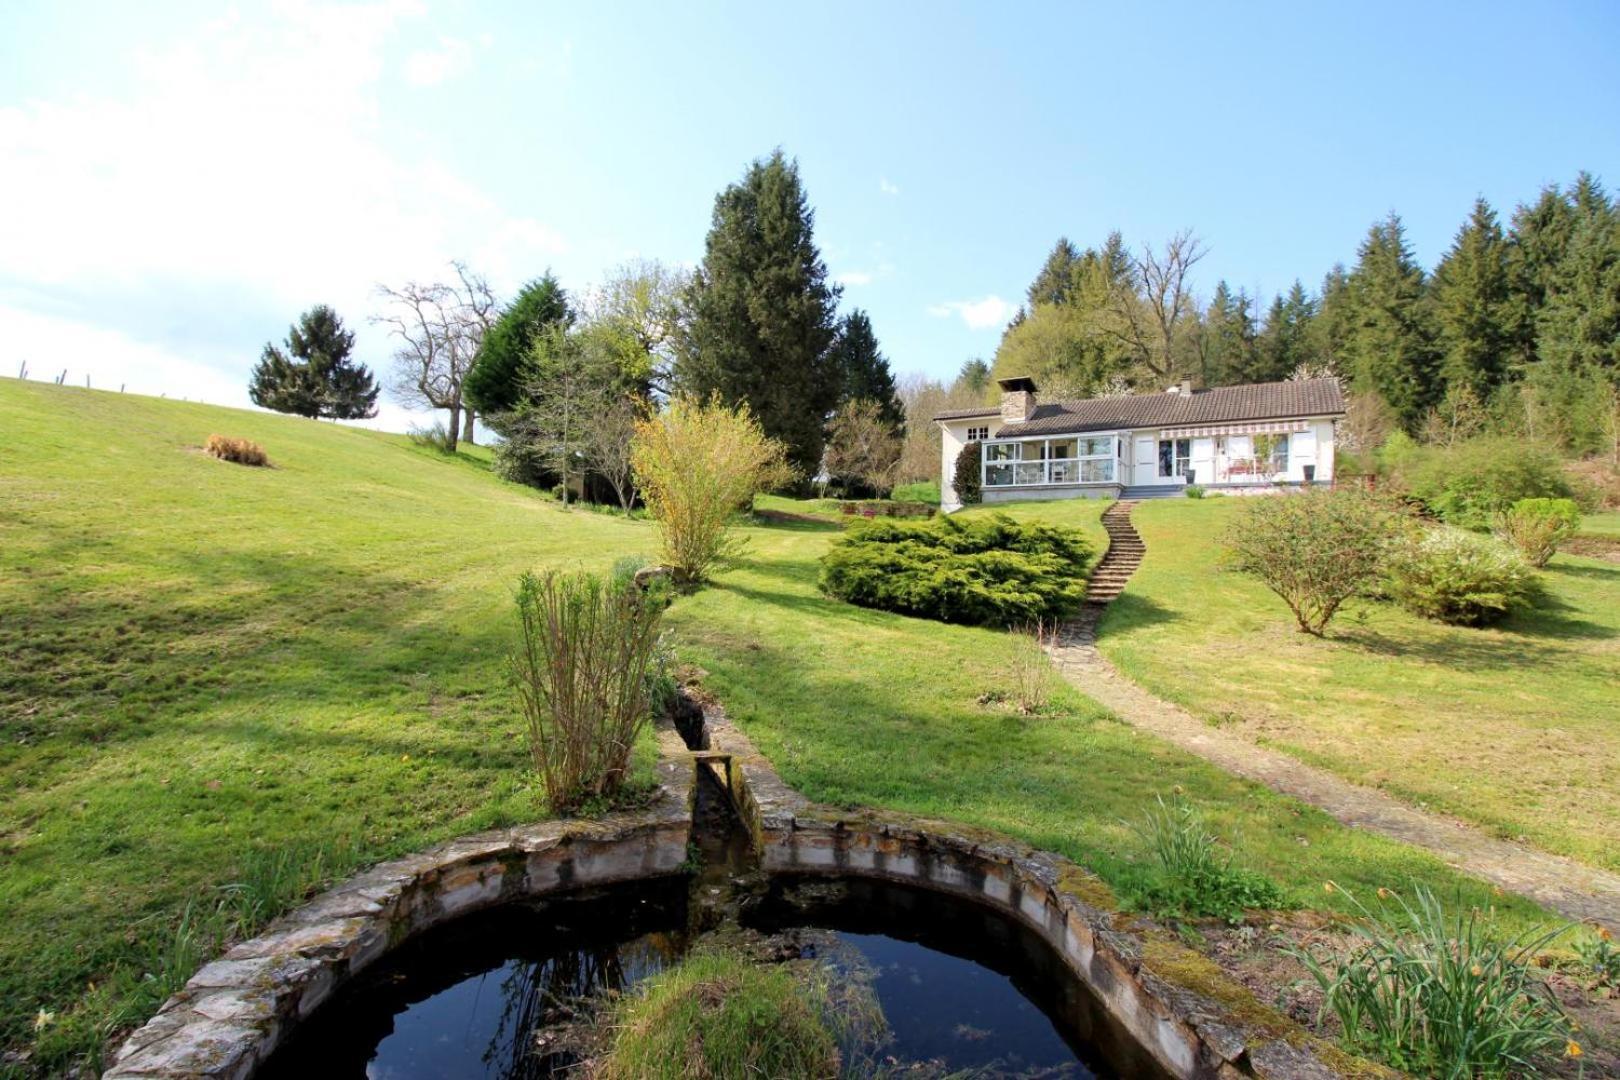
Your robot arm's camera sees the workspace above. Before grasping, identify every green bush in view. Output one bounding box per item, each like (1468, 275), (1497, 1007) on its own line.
(1404, 437), (1575, 530)
(1386, 528), (1538, 627)
(1294, 884), (1574, 1077)
(1183, 484), (1206, 499)
(1493, 497), (1581, 568)
(597, 950), (839, 1080)
(1129, 793), (1286, 923)
(952, 440), (982, 504)
(819, 513), (1091, 626)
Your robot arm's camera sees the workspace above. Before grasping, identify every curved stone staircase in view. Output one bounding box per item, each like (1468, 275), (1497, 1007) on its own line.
(1083, 500), (1143, 605)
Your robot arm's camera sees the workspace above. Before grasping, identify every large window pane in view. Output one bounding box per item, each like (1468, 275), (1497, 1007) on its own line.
(1049, 461), (1077, 483)
(985, 464), (1014, 486)
(1081, 459), (1115, 482)
(1046, 438), (1078, 460)
(1014, 462), (1045, 485)
(985, 442), (1019, 463)
(1079, 436), (1112, 457)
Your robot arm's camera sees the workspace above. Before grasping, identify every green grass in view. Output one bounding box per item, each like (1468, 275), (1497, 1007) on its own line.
(1579, 509), (1620, 537)
(1097, 499), (1620, 871)
(890, 479), (940, 504)
(0, 382), (1569, 1070)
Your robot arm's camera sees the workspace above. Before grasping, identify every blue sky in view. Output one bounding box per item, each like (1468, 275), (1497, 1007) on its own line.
(2, 1), (1617, 430)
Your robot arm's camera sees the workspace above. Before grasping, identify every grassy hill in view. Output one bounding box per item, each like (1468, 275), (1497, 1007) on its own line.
(0, 380), (1559, 1071)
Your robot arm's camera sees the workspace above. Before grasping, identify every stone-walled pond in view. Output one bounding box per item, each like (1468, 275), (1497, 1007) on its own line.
(106, 694), (1363, 1079)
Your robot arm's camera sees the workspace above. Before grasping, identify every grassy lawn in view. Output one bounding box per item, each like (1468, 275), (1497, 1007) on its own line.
(1097, 498), (1620, 872)
(0, 381), (1565, 1069)
(1580, 509), (1620, 537)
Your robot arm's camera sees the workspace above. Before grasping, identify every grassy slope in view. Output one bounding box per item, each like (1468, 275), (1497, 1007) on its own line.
(1581, 509), (1620, 537)
(0, 382), (1557, 1066)
(1098, 498), (1620, 871)
(0, 382), (661, 1061)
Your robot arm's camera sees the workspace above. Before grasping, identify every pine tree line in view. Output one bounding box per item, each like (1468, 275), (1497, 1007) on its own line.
(994, 171), (1620, 455)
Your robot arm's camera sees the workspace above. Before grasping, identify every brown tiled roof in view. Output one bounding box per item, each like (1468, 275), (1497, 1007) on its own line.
(931, 405), (1001, 421)
(991, 378), (1344, 437)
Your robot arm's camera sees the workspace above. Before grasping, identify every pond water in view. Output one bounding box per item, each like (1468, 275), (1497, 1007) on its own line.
(260, 870), (1151, 1079)
(262, 773), (1163, 1079)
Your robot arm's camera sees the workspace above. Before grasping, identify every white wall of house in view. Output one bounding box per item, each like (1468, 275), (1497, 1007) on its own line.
(939, 417), (999, 509)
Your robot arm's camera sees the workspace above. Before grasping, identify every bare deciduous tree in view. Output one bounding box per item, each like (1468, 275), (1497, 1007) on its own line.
(824, 398), (903, 496)
(375, 262), (497, 451)
(1105, 230), (1207, 381)
(583, 394), (644, 513)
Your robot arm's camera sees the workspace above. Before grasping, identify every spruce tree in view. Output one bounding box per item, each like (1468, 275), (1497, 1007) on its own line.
(464, 274), (572, 417)
(679, 150), (842, 479)
(1255, 280), (1319, 382)
(1027, 238), (1082, 307)
(1341, 215), (1441, 429)
(1201, 281), (1258, 384)
(1506, 184), (1579, 365)
(249, 305), (378, 419)
(832, 309), (904, 432)
(956, 358), (992, 396)
(1535, 174), (1620, 375)
(1432, 198), (1513, 399)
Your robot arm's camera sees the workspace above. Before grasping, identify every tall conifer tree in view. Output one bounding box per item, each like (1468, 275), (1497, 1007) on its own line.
(249, 305), (378, 419)
(1341, 215), (1441, 429)
(1432, 198), (1513, 398)
(832, 309), (904, 432)
(679, 151), (841, 477)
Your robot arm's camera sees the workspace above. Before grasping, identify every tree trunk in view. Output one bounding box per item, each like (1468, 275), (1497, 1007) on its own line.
(446, 403), (461, 452)
(461, 408), (476, 446)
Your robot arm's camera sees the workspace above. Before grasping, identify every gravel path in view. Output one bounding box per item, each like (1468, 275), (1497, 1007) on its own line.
(1050, 545), (1620, 929)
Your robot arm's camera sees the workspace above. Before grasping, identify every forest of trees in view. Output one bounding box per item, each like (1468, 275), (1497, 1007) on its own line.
(977, 172), (1619, 463)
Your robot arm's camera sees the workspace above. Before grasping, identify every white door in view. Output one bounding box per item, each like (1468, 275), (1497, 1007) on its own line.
(1133, 437), (1156, 486)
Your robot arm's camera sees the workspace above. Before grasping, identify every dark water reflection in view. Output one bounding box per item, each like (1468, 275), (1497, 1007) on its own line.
(263, 873), (1160, 1079)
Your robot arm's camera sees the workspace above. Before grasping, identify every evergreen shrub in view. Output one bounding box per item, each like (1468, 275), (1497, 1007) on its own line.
(819, 513), (1090, 626)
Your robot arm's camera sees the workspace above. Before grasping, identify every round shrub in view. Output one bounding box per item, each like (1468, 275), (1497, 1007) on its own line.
(596, 950), (838, 1080)
(1387, 528), (1537, 627)
(1493, 497), (1581, 568)
(1404, 437), (1574, 530)
(819, 513), (1091, 626)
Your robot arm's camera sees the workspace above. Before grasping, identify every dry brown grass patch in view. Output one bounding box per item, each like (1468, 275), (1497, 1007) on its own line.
(203, 434), (269, 467)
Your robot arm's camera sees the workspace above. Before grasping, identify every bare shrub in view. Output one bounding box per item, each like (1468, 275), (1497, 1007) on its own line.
(511, 567), (669, 814)
(1009, 621), (1055, 713)
(631, 395), (792, 586)
(203, 434), (269, 467)
(1224, 488), (1401, 635)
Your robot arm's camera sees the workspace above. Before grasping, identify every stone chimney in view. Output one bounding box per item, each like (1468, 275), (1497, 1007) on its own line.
(997, 376), (1038, 423)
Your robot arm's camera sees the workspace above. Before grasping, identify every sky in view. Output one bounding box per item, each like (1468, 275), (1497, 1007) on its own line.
(2, 1), (1618, 432)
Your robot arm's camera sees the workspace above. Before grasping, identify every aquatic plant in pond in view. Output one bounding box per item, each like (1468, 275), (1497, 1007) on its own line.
(597, 949), (839, 1079)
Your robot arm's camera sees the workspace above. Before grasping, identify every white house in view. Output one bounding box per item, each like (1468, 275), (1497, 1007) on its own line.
(935, 376), (1345, 510)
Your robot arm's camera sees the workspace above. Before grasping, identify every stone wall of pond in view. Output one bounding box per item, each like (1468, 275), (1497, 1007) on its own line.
(698, 702), (1373, 1080)
(108, 702), (1375, 1080)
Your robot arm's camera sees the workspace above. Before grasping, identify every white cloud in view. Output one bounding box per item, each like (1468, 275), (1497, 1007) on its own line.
(404, 35), (472, 86)
(879, 176), (900, 196)
(927, 295), (1016, 331)
(0, 1), (563, 431)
